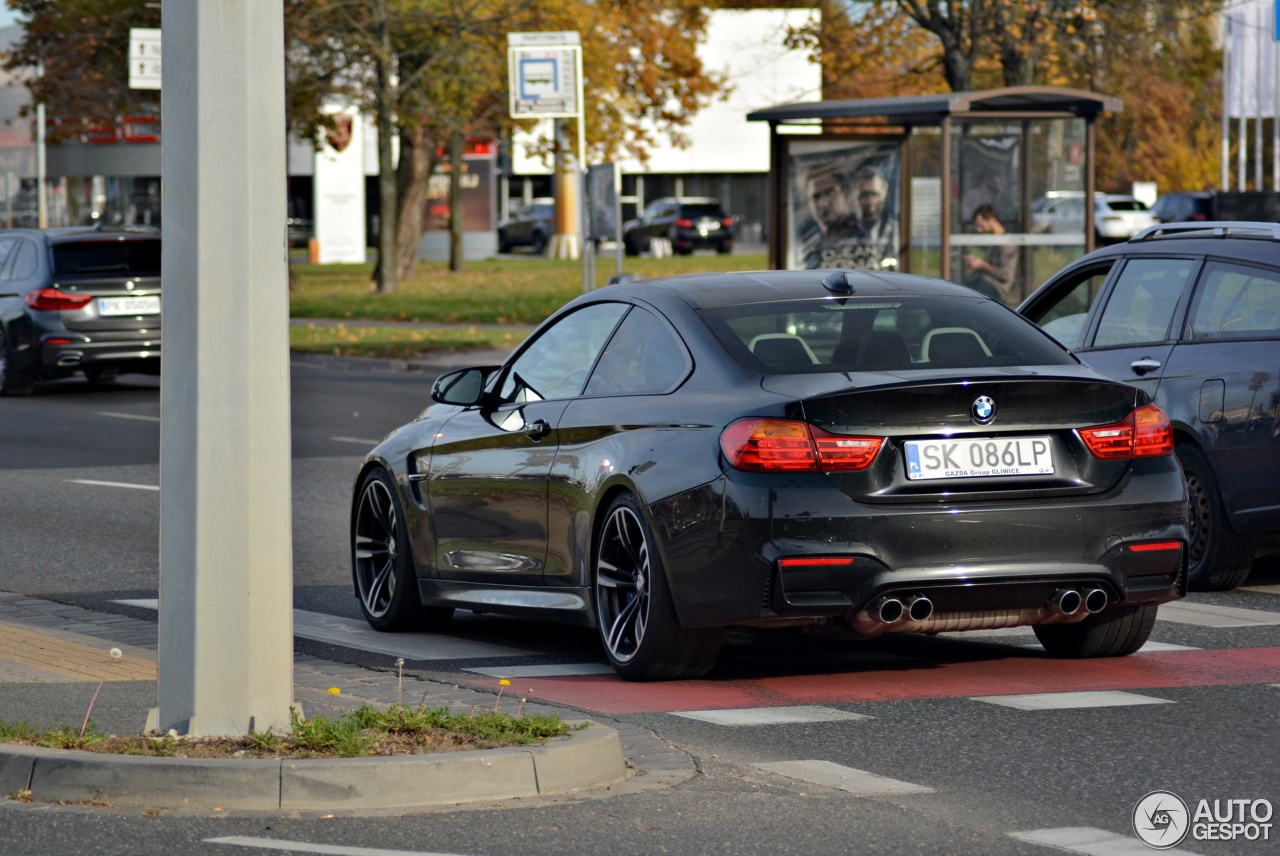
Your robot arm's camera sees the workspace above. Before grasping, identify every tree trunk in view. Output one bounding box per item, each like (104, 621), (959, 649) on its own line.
(448, 129), (465, 273)
(372, 3), (398, 294)
(394, 124), (433, 282)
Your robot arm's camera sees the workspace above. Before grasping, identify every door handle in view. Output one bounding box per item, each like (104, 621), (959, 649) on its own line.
(523, 419), (551, 441)
(1130, 357), (1162, 376)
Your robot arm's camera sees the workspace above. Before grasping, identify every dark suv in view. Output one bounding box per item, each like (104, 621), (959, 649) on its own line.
(623, 197), (734, 256)
(1151, 192), (1212, 223)
(0, 227), (161, 394)
(1018, 222), (1280, 590)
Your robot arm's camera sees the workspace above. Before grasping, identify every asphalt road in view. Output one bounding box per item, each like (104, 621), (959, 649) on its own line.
(2, 362), (1280, 856)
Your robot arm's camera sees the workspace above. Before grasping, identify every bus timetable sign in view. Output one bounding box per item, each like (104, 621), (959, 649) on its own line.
(507, 32), (581, 119)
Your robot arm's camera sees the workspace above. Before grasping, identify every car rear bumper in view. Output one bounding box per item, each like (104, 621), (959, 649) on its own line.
(649, 457), (1189, 629)
(40, 333), (161, 372)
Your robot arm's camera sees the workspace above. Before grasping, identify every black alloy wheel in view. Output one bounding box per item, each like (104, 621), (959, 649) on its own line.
(1177, 443), (1254, 591)
(352, 469), (452, 632)
(594, 492), (721, 680)
(531, 231), (548, 256)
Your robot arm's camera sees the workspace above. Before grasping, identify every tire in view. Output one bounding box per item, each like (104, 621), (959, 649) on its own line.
(623, 238), (639, 257)
(1033, 603), (1159, 658)
(1178, 443), (1254, 591)
(531, 231), (548, 256)
(352, 468), (453, 632)
(497, 233), (512, 254)
(716, 241), (733, 255)
(84, 367), (119, 385)
(594, 492), (722, 680)
(0, 330), (34, 396)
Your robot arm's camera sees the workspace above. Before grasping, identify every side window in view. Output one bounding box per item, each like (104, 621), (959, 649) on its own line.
(643, 201), (665, 219)
(1025, 263), (1114, 349)
(584, 306), (689, 396)
(1188, 262), (1280, 340)
(7, 240), (38, 280)
(499, 302), (628, 403)
(0, 238), (16, 277)
(1093, 258), (1196, 347)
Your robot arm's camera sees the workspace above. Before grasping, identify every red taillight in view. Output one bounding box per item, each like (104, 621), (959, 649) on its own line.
(721, 419), (817, 471)
(810, 425), (885, 471)
(24, 288), (93, 311)
(720, 418), (883, 473)
(721, 217), (734, 227)
(778, 556), (855, 568)
(674, 218), (693, 229)
(1129, 541), (1182, 552)
(1078, 403), (1173, 460)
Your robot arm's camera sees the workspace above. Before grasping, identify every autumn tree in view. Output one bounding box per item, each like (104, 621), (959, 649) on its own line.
(3, 0), (160, 134)
(289, 0), (726, 291)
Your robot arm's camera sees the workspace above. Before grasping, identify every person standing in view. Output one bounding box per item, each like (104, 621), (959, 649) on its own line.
(962, 204), (1019, 302)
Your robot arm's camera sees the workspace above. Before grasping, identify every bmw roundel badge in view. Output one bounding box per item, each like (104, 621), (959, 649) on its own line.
(972, 395), (996, 424)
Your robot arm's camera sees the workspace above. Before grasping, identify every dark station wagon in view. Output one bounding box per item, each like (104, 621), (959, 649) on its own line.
(1020, 222), (1280, 591)
(0, 226), (162, 394)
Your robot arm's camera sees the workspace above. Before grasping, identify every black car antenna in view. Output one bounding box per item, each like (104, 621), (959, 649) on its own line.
(822, 270), (854, 295)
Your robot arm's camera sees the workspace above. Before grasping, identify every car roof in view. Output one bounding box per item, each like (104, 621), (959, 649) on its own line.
(1, 226), (160, 243)
(602, 269), (984, 312)
(1060, 221), (1280, 265)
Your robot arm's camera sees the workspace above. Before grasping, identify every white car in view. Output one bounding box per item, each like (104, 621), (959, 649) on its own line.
(1032, 192), (1157, 241)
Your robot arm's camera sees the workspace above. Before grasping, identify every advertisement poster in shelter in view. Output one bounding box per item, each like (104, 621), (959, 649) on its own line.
(787, 140), (901, 271)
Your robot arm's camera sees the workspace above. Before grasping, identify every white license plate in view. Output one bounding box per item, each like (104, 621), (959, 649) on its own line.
(98, 296), (160, 316)
(904, 436), (1054, 480)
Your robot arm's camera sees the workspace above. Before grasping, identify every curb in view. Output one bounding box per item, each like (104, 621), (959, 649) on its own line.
(1, 720), (625, 811)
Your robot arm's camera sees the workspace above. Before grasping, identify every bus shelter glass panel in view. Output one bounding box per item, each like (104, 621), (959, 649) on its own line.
(909, 127), (942, 278)
(949, 118), (1087, 304)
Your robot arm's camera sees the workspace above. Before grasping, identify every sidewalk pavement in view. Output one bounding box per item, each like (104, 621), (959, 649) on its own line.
(0, 592), (693, 813)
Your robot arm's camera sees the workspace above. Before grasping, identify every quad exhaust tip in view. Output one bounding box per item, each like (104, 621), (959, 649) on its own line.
(1049, 589), (1083, 616)
(904, 594), (934, 622)
(873, 596), (904, 624)
(1084, 588), (1109, 614)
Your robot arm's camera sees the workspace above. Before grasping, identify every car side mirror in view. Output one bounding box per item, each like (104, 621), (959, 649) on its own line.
(431, 367), (496, 406)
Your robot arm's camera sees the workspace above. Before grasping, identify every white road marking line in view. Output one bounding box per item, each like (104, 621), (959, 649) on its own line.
(206, 837), (470, 856)
(1157, 600), (1280, 627)
(670, 706), (871, 726)
(113, 601), (524, 661)
(1015, 641), (1198, 653)
(972, 690), (1173, 710)
(466, 663), (614, 677)
(96, 411), (161, 422)
(67, 479), (159, 491)
(1010, 826), (1205, 855)
(1242, 583), (1280, 595)
(753, 760), (933, 796)
(330, 436), (381, 446)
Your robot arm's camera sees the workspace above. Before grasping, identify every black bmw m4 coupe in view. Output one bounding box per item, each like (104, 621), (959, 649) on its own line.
(351, 269), (1189, 680)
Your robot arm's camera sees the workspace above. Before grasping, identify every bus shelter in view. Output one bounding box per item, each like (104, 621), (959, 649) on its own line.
(747, 86), (1122, 303)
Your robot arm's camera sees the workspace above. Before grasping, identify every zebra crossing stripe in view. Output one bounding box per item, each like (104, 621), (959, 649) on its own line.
(753, 760), (933, 796)
(972, 690), (1173, 710)
(1009, 826), (1205, 855)
(670, 706), (870, 725)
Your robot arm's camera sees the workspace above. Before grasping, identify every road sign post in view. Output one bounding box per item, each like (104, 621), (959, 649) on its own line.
(508, 32), (591, 290)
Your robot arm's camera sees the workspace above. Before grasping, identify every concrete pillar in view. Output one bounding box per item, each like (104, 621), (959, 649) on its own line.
(157, 0), (293, 736)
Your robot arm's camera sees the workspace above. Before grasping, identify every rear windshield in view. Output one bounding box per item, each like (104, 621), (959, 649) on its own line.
(699, 295), (1075, 374)
(1103, 199), (1148, 212)
(53, 239), (161, 277)
(679, 203), (725, 219)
